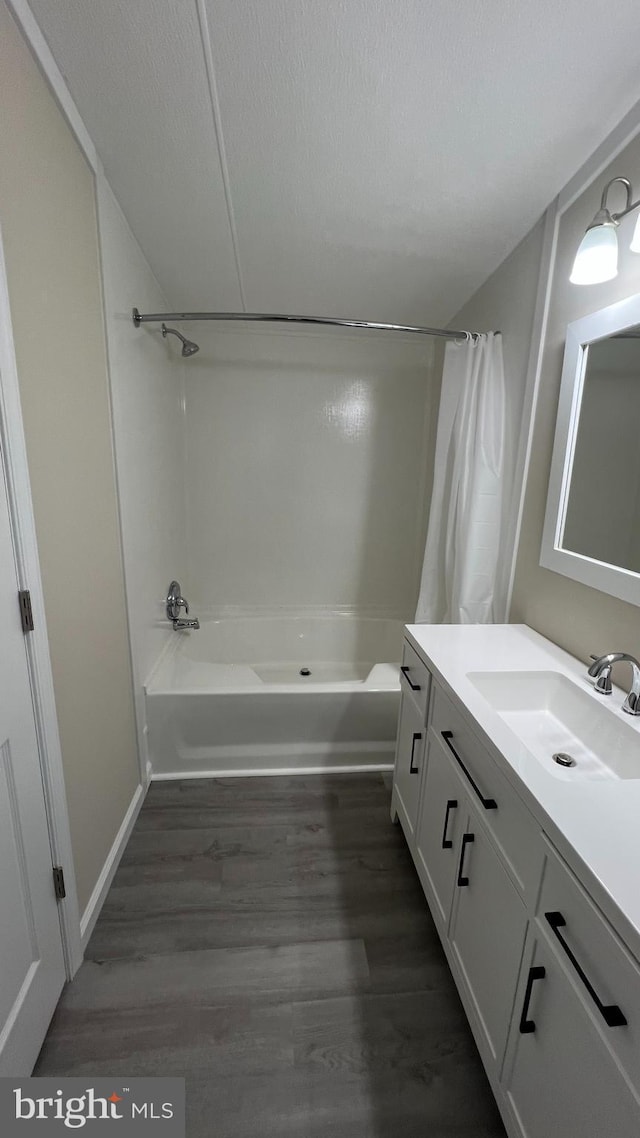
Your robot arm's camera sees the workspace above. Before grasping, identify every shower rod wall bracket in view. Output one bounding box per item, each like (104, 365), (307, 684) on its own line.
(131, 307), (483, 342)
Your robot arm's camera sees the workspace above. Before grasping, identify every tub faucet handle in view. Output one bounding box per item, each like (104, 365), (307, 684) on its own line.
(166, 580), (190, 622)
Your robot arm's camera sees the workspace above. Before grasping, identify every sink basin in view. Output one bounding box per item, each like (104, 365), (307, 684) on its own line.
(467, 670), (640, 781)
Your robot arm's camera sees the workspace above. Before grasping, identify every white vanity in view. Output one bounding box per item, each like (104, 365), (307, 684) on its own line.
(391, 623), (640, 1138)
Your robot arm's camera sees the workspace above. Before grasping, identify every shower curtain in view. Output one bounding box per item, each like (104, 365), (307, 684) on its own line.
(415, 332), (506, 624)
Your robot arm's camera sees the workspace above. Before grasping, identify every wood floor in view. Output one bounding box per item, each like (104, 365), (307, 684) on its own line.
(36, 773), (506, 1138)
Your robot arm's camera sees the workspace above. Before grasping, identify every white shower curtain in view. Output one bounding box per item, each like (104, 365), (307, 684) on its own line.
(415, 332), (506, 624)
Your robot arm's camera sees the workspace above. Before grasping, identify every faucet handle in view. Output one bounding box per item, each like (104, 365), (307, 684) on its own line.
(624, 689), (640, 715)
(166, 580), (190, 622)
(587, 655), (605, 678)
(587, 654), (613, 693)
(594, 665), (613, 695)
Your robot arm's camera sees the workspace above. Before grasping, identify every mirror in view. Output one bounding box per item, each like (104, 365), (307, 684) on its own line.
(541, 293), (640, 605)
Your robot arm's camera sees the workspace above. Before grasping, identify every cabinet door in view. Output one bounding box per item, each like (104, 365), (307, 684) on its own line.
(449, 808), (528, 1069)
(504, 932), (640, 1138)
(415, 730), (465, 929)
(392, 693), (426, 843)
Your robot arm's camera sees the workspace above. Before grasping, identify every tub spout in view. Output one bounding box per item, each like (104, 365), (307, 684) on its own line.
(173, 617), (200, 631)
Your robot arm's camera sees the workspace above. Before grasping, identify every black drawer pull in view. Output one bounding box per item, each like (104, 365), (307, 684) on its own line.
(441, 799), (458, 849)
(457, 832), (474, 886)
(441, 730), (497, 810)
(400, 665), (421, 692)
(409, 732), (422, 774)
(545, 911), (627, 1028)
(519, 965), (546, 1034)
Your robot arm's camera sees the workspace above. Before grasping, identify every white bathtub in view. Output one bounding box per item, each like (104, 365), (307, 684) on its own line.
(145, 615), (403, 776)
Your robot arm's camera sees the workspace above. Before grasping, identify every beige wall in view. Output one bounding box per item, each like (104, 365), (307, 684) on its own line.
(449, 218), (546, 615)
(0, 3), (139, 911)
(511, 132), (640, 661)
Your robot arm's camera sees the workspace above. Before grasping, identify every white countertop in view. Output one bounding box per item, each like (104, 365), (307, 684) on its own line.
(405, 623), (640, 961)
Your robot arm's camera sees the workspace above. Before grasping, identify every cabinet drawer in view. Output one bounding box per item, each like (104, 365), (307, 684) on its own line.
(537, 839), (640, 1094)
(399, 639), (430, 720)
(430, 682), (542, 901)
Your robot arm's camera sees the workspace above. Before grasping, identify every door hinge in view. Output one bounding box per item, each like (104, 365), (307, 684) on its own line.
(52, 866), (66, 901)
(18, 589), (34, 633)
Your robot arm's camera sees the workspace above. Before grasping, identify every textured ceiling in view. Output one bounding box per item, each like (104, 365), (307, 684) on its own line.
(26, 0), (640, 323)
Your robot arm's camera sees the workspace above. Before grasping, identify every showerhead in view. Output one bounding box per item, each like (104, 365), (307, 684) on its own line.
(161, 323), (200, 357)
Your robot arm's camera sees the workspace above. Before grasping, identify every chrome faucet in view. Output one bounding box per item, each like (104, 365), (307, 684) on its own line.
(587, 652), (640, 715)
(173, 615), (201, 631)
(165, 580), (200, 631)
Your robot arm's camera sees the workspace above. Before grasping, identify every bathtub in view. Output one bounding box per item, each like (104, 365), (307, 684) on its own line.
(145, 615), (403, 777)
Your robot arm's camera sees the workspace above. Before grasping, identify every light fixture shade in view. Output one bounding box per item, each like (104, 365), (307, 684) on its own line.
(570, 223), (618, 285)
(630, 212), (640, 253)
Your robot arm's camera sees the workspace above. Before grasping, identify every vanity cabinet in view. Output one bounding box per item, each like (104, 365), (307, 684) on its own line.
(392, 632), (640, 1138)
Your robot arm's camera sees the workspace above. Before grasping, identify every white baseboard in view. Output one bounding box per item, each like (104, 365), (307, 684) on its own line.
(152, 762), (394, 780)
(79, 782), (146, 950)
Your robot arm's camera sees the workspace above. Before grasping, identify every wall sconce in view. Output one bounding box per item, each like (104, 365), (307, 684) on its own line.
(570, 176), (640, 285)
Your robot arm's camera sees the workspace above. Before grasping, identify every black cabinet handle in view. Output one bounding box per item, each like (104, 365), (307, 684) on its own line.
(456, 833), (474, 886)
(441, 799), (458, 849)
(400, 665), (421, 692)
(519, 965), (546, 1034)
(441, 731), (497, 810)
(544, 912), (627, 1028)
(409, 732), (422, 774)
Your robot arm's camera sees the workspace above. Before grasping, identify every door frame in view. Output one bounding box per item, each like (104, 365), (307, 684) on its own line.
(0, 226), (83, 979)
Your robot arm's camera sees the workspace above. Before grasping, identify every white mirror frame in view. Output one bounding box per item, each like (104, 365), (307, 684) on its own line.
(541, 291), (640, 606)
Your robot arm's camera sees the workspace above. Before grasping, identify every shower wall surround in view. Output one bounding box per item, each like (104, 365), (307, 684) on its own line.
(183, 328), (439, 617)
(97, 178), (188, 771)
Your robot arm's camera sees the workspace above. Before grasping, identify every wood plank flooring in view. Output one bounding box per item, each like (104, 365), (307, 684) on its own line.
(35, 773), (506, 1137)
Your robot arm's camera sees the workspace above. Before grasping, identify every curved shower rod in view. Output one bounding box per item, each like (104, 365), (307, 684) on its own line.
(132, 307), (478, 342)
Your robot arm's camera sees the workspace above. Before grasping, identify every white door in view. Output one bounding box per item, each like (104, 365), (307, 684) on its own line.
(0, 441), (66, 1075)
